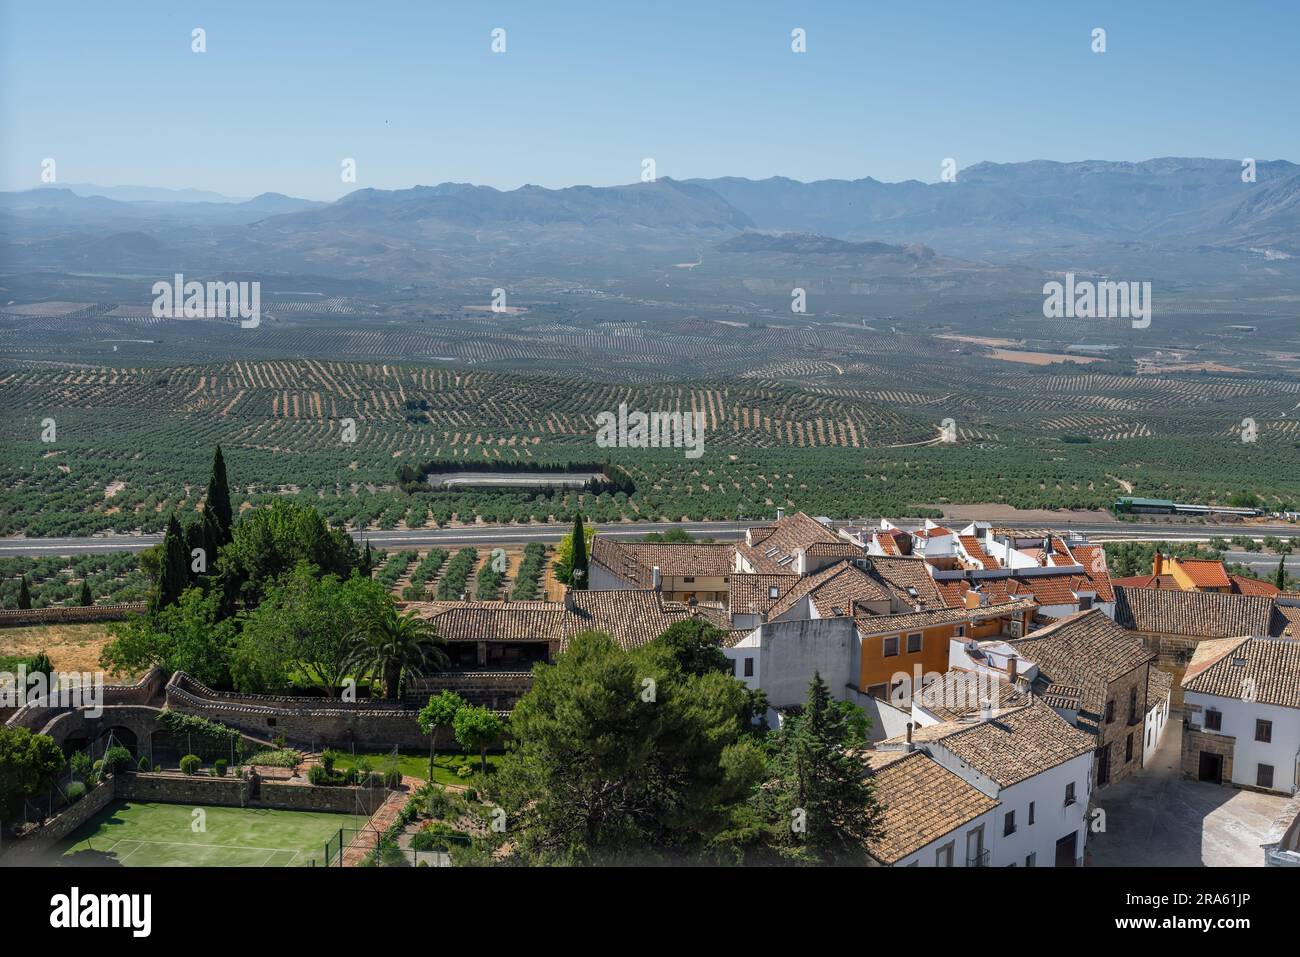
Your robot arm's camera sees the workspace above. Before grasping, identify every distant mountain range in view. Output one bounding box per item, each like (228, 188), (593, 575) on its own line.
(2, 159), (1296, 285)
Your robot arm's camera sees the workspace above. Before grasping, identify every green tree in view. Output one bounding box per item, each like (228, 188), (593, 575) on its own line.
(654, 618), (729, 676)
(756, 673), (881, 864)
(453, 705), (504, 773)
(78, 579), (93, 607)
(17, 575), (31, 610)
(552, 520), (595, 586)
(0, 726), (65, 819)
(152, 513), (189, 611)
(488, 631), (760, 864)
(202, 445), (234, 548)
(418, 690), (466, 779)
(570, 514), (589, 590)
(1276, 557), (1287, 591)
(220, 499), (361, 607)
(347, 604), (448, 699)
(234, 563), (388, 695)
(102, 587), (237, 686)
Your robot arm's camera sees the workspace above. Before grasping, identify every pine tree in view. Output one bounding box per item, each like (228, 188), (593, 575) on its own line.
(203, 445), (234, 548)
(17, 575), (32, 610)
(1276, 557), (1287, 591)
(153, 514), (190, 611)
(79, 579), (93, 606)
(570, 513), (588, 590)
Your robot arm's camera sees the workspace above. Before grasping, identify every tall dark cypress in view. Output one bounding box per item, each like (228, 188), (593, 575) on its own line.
(79, 579), (93, 606)
(17, 575), (32, 610)
(203, 445), (234, 548)
(571, 513), (588, 590)
(154, 514), (189, 611)
(1276, 557), (1287, 591)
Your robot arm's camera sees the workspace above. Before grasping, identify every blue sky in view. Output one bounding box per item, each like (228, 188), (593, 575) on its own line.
(2, 0), (1296, 199)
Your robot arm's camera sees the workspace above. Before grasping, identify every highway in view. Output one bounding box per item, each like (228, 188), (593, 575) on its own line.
(2, 517), (1296, 557)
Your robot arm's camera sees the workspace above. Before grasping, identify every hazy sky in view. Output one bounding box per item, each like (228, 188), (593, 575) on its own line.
(2, 0), (1296, 199)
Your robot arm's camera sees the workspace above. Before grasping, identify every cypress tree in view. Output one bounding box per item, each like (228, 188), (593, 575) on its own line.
(570, 513), (588, 590)
(203, 445), (234, 548)
(1276, 557), (1287, 591)
(17, 575), (32, 610)
(79, 579), (93, 606)
(153, 514), (189, 611)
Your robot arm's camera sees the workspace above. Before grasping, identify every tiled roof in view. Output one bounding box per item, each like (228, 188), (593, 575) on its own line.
(1012, 609), (1154, 729)
(1147, 667), (1173, 707)
(561, 589), (691, 651)
(958, 536), (1001, 569)
(1067, 544), (1115, 602)
(1114, 586), (1282, 638)
(915, 673), (1031, 721)
(881, 698), (1095, 788)
(764, 560), (893, 620)
(1230, 575), (1282, 597)
(862, 750), (999, 864)
(1182, 635), (1300, 710)
(416, 602), (566, 642)
(869, 556), (947, 609)
(1273, 603), (1300, 638)
(728, 573), (798, 618)
(854, 598), (1038, 639)
(589, 538), (733, 588)
(1176, 558), (1232, 589)
(737, 511), (844, 573)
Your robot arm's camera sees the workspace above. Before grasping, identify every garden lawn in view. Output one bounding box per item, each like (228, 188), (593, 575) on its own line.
(329, 749), (501, 786)
(59, 801), (364, 867)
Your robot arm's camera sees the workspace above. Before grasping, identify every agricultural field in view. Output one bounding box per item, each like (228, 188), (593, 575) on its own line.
(2, 297), (1299, 536)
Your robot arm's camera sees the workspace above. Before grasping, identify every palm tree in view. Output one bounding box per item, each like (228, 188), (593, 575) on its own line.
(347, 604), (448, 700)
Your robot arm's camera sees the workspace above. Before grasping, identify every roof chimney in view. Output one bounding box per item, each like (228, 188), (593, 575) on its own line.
(980, 699), (994, 722)
(904, 722), (915, 752)
(1005, 653), (1017, 681)
(1152, 551), (1163, 577)
(563, 588), (576, 612)
(776, 507), (785, 522)
(651, 565), (662, 591)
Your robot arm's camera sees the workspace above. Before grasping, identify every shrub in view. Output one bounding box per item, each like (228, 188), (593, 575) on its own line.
(138, 755), (151, 772)
(320, 749), (337, 773)
(383, 769), (402, 789)
(66, 781), (87, 804)
(410, 821), (467, 853)
(179, 754), (202, 775)
(102, 746), (133, 775)
(70, 751), (92, 781)
(456, 764), (473, 778)
(308, 765), (334, 786)
(246, 749), (299, 768)
(214, 759), (228, 777)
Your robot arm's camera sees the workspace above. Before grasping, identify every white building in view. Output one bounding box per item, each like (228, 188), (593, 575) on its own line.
(1181, 635), (1300, 795)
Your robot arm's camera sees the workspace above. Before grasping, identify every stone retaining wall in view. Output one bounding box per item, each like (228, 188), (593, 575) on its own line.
(0, 776), (118, 865)
(0, 603), (147, 628)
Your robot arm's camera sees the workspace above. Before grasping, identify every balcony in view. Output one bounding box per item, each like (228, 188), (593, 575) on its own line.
(966, 848), (990, 867)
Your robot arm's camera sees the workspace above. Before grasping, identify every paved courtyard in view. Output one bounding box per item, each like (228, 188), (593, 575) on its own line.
(1088, 717), (1289, 867)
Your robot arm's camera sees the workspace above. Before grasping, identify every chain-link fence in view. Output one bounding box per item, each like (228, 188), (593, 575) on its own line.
(322, 824), (467, 867)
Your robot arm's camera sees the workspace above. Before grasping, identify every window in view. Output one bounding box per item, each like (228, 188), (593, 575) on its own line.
(906, 632), (923, 654)
(1003, 810), (1016, 836)
(1096, 746), (1110, 786)
(1028, 801), (1035, 826)
(883, 636), (900, 657)
(936, 841), (954, 867)
(1078, 595), (1093, 611)
(767, 585), (780, 599)
(1104, 699), (1115, 724)
(1128, 686), (1138, 724)
(1256, 719), (1272, 743)
(867, 683), (888, 699)
(1025, 853), (1036, 868)
(743, 658), (754, 678)
(1065, 782), (1077, 806)
(1257, 764), (1275, 789)
(1125, 733), (1133, 763)
(1205, 709), (1222, 731)
(682, 576), (695, 583)
(266, 717), (277, 727)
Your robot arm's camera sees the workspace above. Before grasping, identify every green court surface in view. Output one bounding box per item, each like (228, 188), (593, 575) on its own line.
(59, 801), (365, 867)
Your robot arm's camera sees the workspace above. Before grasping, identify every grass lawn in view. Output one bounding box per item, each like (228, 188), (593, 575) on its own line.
(59, 801), (364, 867)
(329, 748), (501, 786)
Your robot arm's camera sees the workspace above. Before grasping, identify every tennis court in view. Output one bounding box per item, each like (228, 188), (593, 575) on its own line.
(59, 801), (365, 867)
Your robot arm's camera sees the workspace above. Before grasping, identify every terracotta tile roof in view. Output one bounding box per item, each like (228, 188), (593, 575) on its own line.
(1230, 575), (1282, 597)
(1147, 667), (1173, 707)
(861, 750), (999, 864)
(589, 538), (733, 588)
(958, 536), (1001, 569)
(854, 598), (1038, 639)
(410, 601), (565, 642)
(764, 560), (893, 620)
(876, 535), (900, 556)
(1011, 609), (1154, 729)
(869, 556), (948, 609)
(1068, 544), (1115, 602)
(1114, 586), (1282, 638)
(1176, 558), (1232, 589)
(1182, 636), (1300, 710)
(1273, 603), (1300, 638)
(1111, 574), (1179, 590)
(915, 673), (1031, 721)
(737, 511), (844, 573)
(881, 698), (1095, 788)
(561, 589), (691, 651)
(728, 573), (798, 618)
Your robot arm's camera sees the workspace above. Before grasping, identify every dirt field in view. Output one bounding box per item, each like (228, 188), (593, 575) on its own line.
(0, 622), (125, 677)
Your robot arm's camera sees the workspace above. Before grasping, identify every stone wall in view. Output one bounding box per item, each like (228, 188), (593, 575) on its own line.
(1181, 724), (1235, 784)
(117, 771), (249, 807)
(0, 603), (146, 628)
(404, 670), (532, 710)
(1097, 662), (1150, 788)
(0, 776), (119, 864)
(1134, 632), (1199, 709)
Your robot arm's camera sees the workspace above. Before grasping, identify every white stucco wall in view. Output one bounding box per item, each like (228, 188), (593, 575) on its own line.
(1185, 692), (1300, 795)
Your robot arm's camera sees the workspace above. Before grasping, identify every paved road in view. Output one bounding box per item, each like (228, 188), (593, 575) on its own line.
(1, 517), (1296, 557)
